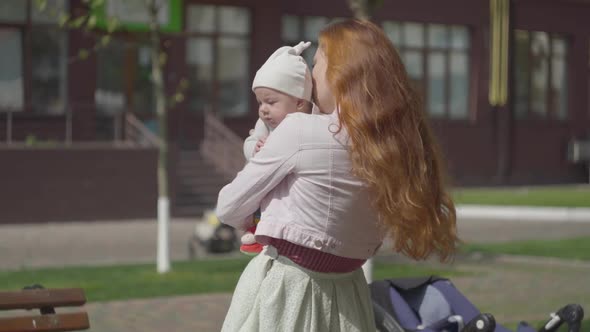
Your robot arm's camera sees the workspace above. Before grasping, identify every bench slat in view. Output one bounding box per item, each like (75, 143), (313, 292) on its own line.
(0, 289), (86, 311)
(0, 312), (90, 332)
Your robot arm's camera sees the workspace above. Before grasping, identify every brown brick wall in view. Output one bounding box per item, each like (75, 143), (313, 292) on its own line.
(0, 147), (159, 223)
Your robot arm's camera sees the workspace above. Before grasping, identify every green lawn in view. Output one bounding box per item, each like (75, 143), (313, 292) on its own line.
(461, 236), (590, 261)
(373, 260), (467, 280)
(0, 258), (250, 302)
(0, 257), (464, 303)
(453, 186), (590, 207)
(503, 319), (589, 331)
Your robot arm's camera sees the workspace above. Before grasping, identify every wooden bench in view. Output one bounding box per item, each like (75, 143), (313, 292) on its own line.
(0, 285), (89, 332)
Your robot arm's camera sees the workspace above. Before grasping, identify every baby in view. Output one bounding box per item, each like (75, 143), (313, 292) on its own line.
(239, 41), (314, 255)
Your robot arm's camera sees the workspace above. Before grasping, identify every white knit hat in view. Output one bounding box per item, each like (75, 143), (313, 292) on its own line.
(252, 41), (313, 102)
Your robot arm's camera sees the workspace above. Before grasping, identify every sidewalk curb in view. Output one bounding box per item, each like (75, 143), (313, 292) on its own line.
(494, 254), (590, 269)
(456, 205), (590, 223)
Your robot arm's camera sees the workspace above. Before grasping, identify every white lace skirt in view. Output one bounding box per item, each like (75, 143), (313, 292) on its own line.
(221, 245), (377, 332)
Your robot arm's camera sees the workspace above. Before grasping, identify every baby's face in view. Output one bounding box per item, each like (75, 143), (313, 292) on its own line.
(254, 88), (301, 129)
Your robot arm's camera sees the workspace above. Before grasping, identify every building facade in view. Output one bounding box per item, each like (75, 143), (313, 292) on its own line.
(1, 0), (589, 222)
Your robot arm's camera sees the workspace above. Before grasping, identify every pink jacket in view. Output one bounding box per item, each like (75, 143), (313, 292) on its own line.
(216, 112), (383, 260)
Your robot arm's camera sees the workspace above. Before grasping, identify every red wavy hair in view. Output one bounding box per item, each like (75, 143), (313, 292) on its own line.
(319, 19), (459, 261)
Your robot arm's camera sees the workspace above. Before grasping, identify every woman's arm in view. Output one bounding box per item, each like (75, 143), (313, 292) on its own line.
(243, 118), (270, 161)
(217, 115), (301, 230)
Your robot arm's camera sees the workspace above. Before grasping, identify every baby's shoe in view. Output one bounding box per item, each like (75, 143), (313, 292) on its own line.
(240, 226), (263, 256)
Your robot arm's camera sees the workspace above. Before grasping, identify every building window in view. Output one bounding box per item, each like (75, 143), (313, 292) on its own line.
(186, 4), (251, 117)
(134, 44), (156, 115)
(0, 0), (68, 114)
(96, 38), (158, 117)
(0, 29), (24, 110)
(0, 0), (27, 23)
(383, 21), (471, 120)
(96, 39), (126, 114)
(31, 0), (68, 114)
(30, 26), (68, 114)
(281, 17), (470, 119)
(514, 30), (568, 120)
(281, 15), (346, 67)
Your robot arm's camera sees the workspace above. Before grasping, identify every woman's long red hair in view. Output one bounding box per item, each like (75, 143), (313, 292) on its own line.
(319, 19), (459, 261)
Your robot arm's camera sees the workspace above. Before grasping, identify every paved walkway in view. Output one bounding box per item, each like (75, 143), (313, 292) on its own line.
(0, 219), (197, 270)
(79, 257), (590, 331)
(1, 217), (590, 331)
(2, 217), (589, 270)
(86, 293), (232, 332)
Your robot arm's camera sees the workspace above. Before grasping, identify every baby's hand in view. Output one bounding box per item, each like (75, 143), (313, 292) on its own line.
(253, 137), (267, 155)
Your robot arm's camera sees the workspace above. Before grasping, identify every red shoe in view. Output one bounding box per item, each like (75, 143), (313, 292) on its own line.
(240, 242), (263, 256)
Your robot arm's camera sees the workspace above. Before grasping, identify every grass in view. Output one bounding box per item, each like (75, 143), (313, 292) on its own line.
(453, 186), (590, 207)
(461, 236), (590, 261)
(503, 319), (590, 331)
(0, 257), (465, 303)
(373, 260), (467, 280)
(0, 258), (250, 302)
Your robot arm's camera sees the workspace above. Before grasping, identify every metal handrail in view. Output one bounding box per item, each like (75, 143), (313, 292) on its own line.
(200, 110), (245, 178)
(125, 113), (162, 148)
(2, 104), (163, 148)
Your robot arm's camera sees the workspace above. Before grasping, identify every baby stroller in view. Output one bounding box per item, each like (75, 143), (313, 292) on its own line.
(188, 209), (239, 258)
(370, 276), (584, 332)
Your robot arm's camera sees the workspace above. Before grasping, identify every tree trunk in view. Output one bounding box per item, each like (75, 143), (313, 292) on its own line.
(348, 0), (370, 20)
(148, 0), (170, 274)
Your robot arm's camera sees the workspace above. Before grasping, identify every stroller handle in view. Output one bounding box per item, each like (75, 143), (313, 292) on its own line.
(538, 304), (584, 332)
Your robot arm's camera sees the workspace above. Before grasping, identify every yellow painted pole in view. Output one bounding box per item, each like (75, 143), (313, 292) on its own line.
(489, 0), (510, 107)
(489, 0), (499, 106)
(499, 0), (509, 105)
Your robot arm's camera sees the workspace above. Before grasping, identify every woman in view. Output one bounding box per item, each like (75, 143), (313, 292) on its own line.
(216, 19), (459, 331)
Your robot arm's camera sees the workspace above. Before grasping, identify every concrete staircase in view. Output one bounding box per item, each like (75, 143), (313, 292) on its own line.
(173, 150), (231, 217)
(173, 111), (246, 218)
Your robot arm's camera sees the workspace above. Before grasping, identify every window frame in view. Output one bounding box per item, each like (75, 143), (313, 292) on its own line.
(382, 20), (473, 121)
(512, 29), (569, 121)
(280, 15), (475, 121)
(184, 4), (252, 118)
(0, 27), (26, 111)
(0, 0), (30, 112)
(0, 0), (69, 114)
(281, 15), (343, 70)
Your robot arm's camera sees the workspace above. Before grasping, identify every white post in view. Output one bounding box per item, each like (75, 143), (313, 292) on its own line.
(6, 111), (12, 144)
(362, 258), (374, 284)
(65, 106), (72, 145)
(157, 196), (170, 273)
